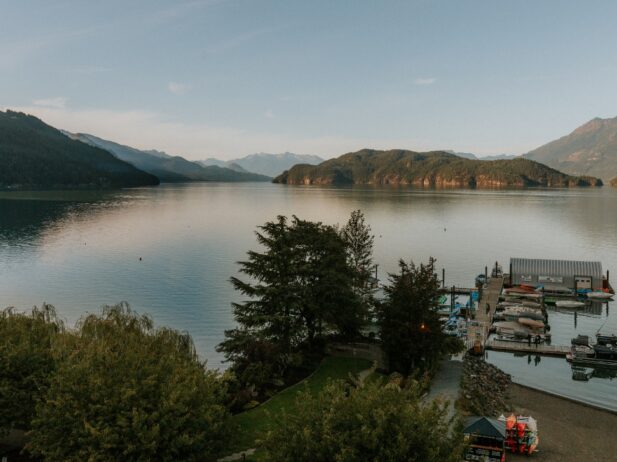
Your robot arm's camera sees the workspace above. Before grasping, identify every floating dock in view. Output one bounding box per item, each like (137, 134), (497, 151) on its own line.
(485, 339), (570, 357)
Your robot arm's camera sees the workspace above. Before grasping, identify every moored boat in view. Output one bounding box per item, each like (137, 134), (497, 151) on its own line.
(555, 300), (586, 309)
(586, 291), (614, 300)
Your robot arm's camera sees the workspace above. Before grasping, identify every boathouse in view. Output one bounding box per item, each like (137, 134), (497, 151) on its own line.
(509, 258), (604, 291)
(463, 416), (506, 462)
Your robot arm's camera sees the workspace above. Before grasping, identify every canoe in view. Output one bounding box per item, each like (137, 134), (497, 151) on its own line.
(555, 300), (586, 309)
(518, 317), (545, 330)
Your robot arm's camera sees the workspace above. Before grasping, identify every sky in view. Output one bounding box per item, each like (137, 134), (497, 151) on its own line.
(2, 0), (617, 160)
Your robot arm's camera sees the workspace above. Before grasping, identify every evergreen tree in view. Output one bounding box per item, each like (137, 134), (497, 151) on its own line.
(340, 209), (376, 304)
(218, 215), (363, 394)
(378, 258), (449, 374)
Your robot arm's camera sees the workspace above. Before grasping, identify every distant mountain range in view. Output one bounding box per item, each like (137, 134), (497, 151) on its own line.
(449, 151), (518, 161)
(525, 117), (617, 181)
(66, 133), (271, 183)
(200, 152), (324, 177)
(0, 110), (159, 190)
(273, 149), (602, 188)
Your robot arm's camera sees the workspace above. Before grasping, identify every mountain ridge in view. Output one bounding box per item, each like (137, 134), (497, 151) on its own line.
(66, 133), (271, 182)
(200, 152), (324, 177)
(0, 110), (159, 190)
(524, 116), (617, 180)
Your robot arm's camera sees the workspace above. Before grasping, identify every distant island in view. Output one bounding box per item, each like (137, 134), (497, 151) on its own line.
(273, 149), (602, 188)
(0, 110), (159, 190)
(525, 116), (617, 181)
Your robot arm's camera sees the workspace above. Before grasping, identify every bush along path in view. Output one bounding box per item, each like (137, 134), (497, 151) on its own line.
(218, 356), (374, 461)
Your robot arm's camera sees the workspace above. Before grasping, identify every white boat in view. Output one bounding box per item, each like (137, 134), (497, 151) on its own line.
(586, 291), (614, 300)
(556, 300), (586, 309)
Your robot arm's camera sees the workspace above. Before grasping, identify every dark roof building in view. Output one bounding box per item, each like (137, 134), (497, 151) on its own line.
(463, 416), (506, 462)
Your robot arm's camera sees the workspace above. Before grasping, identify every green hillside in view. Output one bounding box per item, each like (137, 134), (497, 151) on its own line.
(273, 149), (602, 188)
(525, 117), (617, 181)
(0, 111), (159, 190)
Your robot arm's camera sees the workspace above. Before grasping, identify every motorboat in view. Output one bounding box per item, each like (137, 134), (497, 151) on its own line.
(586, 291), (614, 301)
(502, 307), (545, 321)
(567, 333), (617, 366)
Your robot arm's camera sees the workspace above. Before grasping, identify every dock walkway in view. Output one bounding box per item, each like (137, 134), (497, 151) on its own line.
(467, 276), (503, 349)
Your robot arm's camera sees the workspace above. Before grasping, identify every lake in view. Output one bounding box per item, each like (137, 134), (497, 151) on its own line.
(1, 183), (616, 410)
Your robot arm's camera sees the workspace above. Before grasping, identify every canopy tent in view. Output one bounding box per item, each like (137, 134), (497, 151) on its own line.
(464, 416), (506, 440)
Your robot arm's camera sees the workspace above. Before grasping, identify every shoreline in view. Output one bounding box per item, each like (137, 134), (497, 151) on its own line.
(511, 379), (617, 415)
(508, 383), (617, 461)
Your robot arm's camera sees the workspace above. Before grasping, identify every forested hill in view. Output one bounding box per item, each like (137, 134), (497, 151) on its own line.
(0, 110), (159, 189)
(273, 149), (602, 188)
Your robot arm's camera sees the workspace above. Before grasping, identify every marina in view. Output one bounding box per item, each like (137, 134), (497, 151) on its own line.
(439, 257), (617, 404)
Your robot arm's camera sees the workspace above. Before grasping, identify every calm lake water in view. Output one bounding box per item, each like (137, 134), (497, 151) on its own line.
(1, 183), (616, 409)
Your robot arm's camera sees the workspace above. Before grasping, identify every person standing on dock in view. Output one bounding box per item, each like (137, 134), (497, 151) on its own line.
(527, 334), (532, 346)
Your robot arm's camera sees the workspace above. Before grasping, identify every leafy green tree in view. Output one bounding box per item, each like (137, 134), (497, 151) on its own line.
(28, 303), (229, 462)
(378, 258), (452, 374)
(218, 215), (363, 395)
(261, 379), (463, 462)
(340, 209), (376, 304)
(0, 304), (63, 436)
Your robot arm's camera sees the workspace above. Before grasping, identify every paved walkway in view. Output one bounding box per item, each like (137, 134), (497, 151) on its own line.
(426, 359), (463, 421)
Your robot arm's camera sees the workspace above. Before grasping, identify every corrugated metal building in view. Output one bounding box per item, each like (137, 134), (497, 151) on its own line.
(510, 258), (603, 290)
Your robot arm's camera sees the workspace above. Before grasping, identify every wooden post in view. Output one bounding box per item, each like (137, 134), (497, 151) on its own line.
(509, 262), (513, 286)
(451, 285), (455, 311)
(442, 268), (445, 288)
(485, 266), (488, 282)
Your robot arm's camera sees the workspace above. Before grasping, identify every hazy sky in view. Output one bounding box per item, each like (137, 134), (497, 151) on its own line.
(2, 0), (617, 160)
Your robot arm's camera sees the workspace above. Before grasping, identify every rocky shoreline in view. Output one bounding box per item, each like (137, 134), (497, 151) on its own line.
(459, 354), (512, 416)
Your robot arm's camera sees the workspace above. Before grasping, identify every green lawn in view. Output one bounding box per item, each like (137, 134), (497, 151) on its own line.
(224, 356), (373, 458)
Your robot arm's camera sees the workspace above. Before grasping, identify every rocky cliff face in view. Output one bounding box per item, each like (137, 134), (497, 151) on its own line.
(274, 149), (603, 188)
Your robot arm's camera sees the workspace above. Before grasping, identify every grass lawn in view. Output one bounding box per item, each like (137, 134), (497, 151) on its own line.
(223, 356), (373, 458)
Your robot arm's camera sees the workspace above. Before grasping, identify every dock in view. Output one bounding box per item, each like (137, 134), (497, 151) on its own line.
(466, 273), (572, 357)
(467, 276), (503, 349)
(485, 339), (570, 357)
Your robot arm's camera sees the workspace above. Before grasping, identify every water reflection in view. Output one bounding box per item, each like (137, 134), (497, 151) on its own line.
(0, 184), (616, 405)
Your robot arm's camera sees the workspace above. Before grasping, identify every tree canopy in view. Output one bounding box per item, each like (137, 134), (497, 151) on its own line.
(218, 215), (365, 398)
(0, 304), (63, 436)
(378, 258), (459, 374)
(27, 303), (230, 462)
(261, 378), (463, 462)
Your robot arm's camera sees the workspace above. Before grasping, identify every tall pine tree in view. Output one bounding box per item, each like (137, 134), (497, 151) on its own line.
(218, 215), (363, 393)
(340, 210), (376, 310)
(378, 258), (447, 374)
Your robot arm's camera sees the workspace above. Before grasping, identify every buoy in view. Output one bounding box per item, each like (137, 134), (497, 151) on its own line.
(139, 257), (142, 261)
